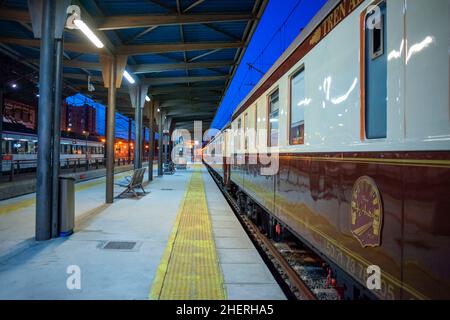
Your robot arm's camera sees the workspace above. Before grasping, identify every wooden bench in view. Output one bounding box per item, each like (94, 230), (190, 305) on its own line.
(115, 167), (147, 198)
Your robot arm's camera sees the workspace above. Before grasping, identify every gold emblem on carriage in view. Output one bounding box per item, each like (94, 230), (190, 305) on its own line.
(350, 176), (383, 247)
(309, 27), (322, 46)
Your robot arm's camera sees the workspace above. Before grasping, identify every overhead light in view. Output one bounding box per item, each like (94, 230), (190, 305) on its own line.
(73, 19), (104, 48)
(123, 70), (135, 84)
(145, 95), (151, 102)
(157, 108), (161, 112)
(11, 83), (17, 88)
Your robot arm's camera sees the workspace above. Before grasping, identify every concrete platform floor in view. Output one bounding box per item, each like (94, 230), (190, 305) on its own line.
(0, 165), (285, 300)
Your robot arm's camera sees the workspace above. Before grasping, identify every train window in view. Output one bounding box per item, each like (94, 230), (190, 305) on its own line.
(12, 141), (25, 154)
(237, 118), (242, 151)
(370, 12), (384, 59)
(244, 112), (248, 150)
(268, 89), (279, 147)
(255, 104), (258, 148)
(2, 140), (8, 154)
(290, 68), (306, 145)
(364, 1), (387, 139)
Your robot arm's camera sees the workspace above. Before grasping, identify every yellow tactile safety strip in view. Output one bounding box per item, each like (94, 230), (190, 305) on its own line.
(150, 166), (226, 300)
(0, 171), (132, 216)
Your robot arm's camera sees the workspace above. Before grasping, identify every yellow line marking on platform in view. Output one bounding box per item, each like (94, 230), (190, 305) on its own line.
(0, 171), (131, 216)
(0, 198), (35, 216)
(150, 166), (226, 300)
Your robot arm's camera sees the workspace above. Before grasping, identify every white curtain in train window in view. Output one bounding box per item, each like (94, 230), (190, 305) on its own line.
(290, 69), (305, 145)
(269, 90), (279, 147)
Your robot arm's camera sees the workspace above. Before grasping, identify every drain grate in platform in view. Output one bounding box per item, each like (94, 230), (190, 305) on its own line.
(102, 241), (137, 250)
(161, 188), (174, 191)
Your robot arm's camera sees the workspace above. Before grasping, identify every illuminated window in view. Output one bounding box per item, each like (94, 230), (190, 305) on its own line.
(237, 118), (242, 151)
(244, 112), (248, 150)
(268, 90), (279, 147)
(255, 104), (258, 148)
(290, 68), (305, 145)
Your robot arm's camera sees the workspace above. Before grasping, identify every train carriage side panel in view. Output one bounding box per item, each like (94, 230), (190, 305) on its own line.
(231, 0), (450, 299)
(272, 0), (405, 300)
(230, 118), (245, 190)
(402, 0), (450, 299)
(240, 96), (276, 214)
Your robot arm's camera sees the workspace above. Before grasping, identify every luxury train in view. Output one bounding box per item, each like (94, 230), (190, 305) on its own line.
(203, 0), (450, 299)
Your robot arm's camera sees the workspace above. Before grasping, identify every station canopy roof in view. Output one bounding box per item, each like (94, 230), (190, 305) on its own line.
(0, 0), (268, 131)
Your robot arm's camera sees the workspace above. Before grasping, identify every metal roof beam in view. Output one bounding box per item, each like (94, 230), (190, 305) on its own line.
(167, 111), (213, 117)
(116, 41), (242, 56)
(0, 7), (253, 30)
(0, 37), (241, 56)
(159, 97), (220, 104)
(130, 60), (234, 74)
(183, 0), (206, 13)
(0, 7), (30, 22)
(149, 85), (223, 95)
(143, 75), (228, 85)
(125, 26), (159, 44)
(188, 48), (222, 62)
(63, 72), (103, 83)
(0, 37), (101, 54)
(202, 23), (241, 41)
(29, 59), (233, 74)
(96, 13), (253, 31)
(160, 103), (217, 109)
(147, 0), (176, 12)
(156, 94), (221, 100)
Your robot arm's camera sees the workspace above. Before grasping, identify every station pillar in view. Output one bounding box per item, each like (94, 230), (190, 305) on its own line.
(134, 93), (142, 169)
(51, 37), (64, 238)
(35, 0), (55, 241)
(129, 84), (148, 170)
(147, 102), (155, 182)
(128, 118), (132, 163)
(158, 111), (164, 176)
(105, 56), (117, 204)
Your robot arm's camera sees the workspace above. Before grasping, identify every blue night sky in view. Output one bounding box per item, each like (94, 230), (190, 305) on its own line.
(211, 0), (327, 130)
(67, 0), (327, 136)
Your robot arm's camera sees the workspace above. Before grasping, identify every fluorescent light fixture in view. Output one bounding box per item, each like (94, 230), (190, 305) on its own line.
(123, 70), (135, 84)
(145, 95), (151, 102)
(74, 19), (104, 48)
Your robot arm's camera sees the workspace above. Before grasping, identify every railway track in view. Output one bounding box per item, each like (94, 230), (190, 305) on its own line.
(206, 167), (340, 300)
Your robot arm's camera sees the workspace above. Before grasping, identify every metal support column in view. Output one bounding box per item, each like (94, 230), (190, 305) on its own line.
(164, 132), (168, 165)
(127, 118), (132, 163)
(143, 126), (147, 162)
(36, 0), (55, 241)
(158, 111), (163, 176)
(148, 103), (154, 181)
(51, 37), (63, 238)
(106, 56), (117, 204)
(134, 91), (142, 169)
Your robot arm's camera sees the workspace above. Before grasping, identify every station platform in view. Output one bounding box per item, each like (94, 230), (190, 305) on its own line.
(0, 164), (285, 300)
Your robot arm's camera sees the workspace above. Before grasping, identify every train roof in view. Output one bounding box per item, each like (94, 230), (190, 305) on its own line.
(231, 0), (341, 119)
